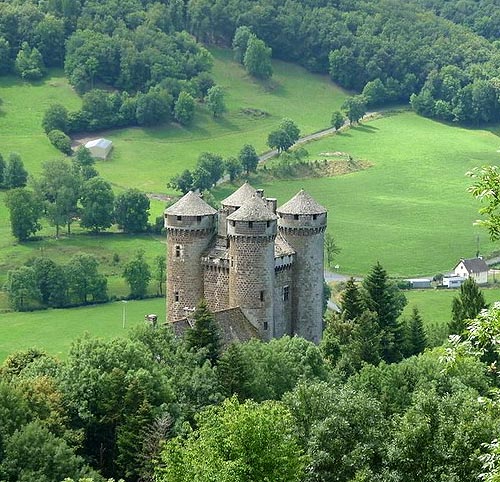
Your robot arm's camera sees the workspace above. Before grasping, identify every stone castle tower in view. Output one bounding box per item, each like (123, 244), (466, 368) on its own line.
(164, 183), (327, 343)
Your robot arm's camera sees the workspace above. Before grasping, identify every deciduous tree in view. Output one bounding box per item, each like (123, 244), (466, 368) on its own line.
(4, 153), (28, 189)
(238, 144), (259, 173)
(80, 176), (115, 233)
(205, 85), (226, 118)
(244, 36), (272, 80)
(174, 91), (195, 125)
(123, 250), (151, 299)
(4, 188), (42, 241)
(342, 95), (367, 124)
(114, 189), (150, 233)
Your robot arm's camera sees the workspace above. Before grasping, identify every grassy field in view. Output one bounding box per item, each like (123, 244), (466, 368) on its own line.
(0, 48), (348, 194)
(220, 111), (500, 277)
(403, 286), (500, 346)
(0, 297), (166, 362)
(0, 48), (348, 306)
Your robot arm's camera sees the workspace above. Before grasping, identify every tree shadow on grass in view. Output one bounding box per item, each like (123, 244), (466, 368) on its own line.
(352, 124), (378, 134)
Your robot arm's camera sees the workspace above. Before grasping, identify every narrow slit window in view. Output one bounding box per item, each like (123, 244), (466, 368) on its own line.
(175, 245), (181, 257)
(283, 285), (289, 301)
(313, 214), (317, 220)
(260, 290), (264, 302)
(249, 221), (253, 228)
(263, 321), (268, 330)
(174, 291), (179, 302)
(294, 214), (299, 220)
(197, 215), (202, 222)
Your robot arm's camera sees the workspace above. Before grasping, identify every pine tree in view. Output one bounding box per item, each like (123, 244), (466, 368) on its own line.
(448, 277), (486, 335)
(217, 343), (251, 399)
(185, 299), (220, 365)
(341, 277), (364, 321)
(362, 262), (407, 363)
(405, 306), (427, 357)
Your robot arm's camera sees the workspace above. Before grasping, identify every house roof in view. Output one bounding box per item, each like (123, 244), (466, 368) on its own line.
(169, 307), (260, 347)
(274, 232), (295, 257)
(227, 194), (278, 222)
(277, 189), (326, 215)
(455, 257), (489, 274)
(85, 138), (112, 149)
(221, 182), (257, 207)
(165, 191), (217, 216)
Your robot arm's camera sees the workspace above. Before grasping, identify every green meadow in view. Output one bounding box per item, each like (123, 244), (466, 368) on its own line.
(403, 286), (500, 347)
(226, 111), (500, 277)
(0, 298), (166, 362)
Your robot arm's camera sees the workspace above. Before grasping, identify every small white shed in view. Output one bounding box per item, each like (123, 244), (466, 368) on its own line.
(85, 138), (113, 159)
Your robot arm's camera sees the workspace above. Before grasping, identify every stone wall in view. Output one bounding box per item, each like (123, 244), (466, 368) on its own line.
(203, 264), (230, 312)
(166, 215), (215, 322)
(228, 232), (276, 340)
(273, 266), (293, 338)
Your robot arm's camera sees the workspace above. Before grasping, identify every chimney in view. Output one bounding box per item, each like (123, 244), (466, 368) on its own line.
(266, 198), (277, 213)
(256, 189), (264, 198)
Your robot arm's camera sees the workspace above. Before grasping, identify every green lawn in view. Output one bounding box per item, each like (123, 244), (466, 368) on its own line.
(403, 286), (500, 347)
(227, 111), (500, 277)
(0, 298), (166, 362)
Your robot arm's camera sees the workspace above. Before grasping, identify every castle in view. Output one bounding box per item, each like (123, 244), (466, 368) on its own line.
(164, 182), (327, 344)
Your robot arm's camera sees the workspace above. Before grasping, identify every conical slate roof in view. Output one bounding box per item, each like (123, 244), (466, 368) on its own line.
(221, 182), (257, 207)
(227, 194), (278, 222)
(165, 191), (217, 216)
(277, 189), (326, 215)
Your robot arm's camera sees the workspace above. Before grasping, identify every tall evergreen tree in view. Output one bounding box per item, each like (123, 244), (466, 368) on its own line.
(449, 277), (486, 335)
(185, 299), (220, 365)
(362, 262), (407, 363)
(405, 306), (427, 357)
(4, 153), (28, 189)
(0, 152), (5, 188)
(341, 278), (364, 321)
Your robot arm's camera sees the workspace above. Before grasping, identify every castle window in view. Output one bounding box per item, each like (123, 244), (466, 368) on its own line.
(176, 215), (182, 221)
(174, 291), (179, 302)
(230, 257), (234, 267)
(267, 221), (270, 227)
(264, 321), (268, 330)
(313, 214), (317, 220)
(260, 290), (264, 302)
(227, 238), (230, 248)
(232, 220), (236, 227)
(283, 285), (289, 301)
(197, 216), (202, 222)
(294, 214), (299, 220)
(249, 221), (253, 228)
(175, 245), (181, 257)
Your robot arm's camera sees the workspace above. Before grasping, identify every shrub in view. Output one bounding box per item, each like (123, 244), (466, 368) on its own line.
(48, 130), (73, 155)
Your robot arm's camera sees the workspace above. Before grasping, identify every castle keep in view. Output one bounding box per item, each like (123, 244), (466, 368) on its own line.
(164, 183), (327, 343)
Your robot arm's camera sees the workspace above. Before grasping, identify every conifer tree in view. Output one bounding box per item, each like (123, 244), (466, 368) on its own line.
(185, 299), (220, 365)
(0, 152), (5, 188)
(448, 277), (486, 335)
(341, 277), (364, 321)
(362, 262), (407, 363)
(216, 343), (251, 399)
(405, 306), (427, 357)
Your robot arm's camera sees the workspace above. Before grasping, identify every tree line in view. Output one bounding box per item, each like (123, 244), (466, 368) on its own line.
(3, 249), (165, 311)
(2, 147), (158, 241)
(0, 277), (499, 481)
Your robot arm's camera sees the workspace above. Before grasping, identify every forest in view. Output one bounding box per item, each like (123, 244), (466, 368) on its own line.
(1, 266), (500, 482)
(2, 0), (500, 124)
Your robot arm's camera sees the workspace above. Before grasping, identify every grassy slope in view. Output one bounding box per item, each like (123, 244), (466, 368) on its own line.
(0, 298), (166, 362)
(403, 286), (500, 347)
(98, 48), (349, 193)
(236, 111), (500, 277)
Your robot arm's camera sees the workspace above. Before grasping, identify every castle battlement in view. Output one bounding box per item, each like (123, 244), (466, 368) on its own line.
(165, 183), (327, 344)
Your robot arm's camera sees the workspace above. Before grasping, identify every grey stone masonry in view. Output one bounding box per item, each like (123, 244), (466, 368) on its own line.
(165, 184), (327, 344)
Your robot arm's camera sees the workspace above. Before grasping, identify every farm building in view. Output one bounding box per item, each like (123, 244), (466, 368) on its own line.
(453, 257), (489, 285)
(443, 275), (466, 288)
(85, 138), (113, 159)
(407, 278), (432, 289)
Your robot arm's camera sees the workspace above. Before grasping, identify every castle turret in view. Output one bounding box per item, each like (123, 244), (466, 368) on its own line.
(277, 190), (327, 343)
(218, 182), (257, 238)
(227, 194), (278, 339)
(165, 191), (216, 321)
